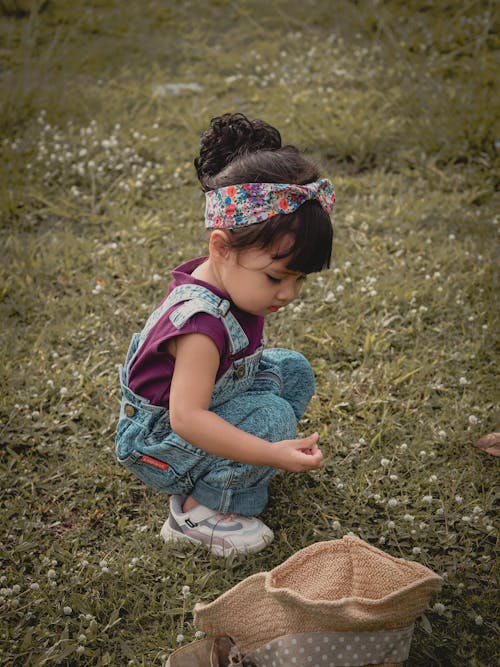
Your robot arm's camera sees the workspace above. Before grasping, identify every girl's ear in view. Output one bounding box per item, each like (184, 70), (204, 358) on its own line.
(209, 230), (232, 262)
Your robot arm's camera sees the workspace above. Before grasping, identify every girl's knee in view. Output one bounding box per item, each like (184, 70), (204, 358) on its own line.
(265, 348), (314, 389)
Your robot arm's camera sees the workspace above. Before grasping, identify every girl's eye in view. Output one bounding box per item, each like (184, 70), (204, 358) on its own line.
(266, 275), (281, 284)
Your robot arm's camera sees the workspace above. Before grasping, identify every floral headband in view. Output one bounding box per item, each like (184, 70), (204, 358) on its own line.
(205, 178), (335, 229)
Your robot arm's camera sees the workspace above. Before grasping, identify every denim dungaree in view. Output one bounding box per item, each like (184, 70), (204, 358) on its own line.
(116, 284), (315, 516)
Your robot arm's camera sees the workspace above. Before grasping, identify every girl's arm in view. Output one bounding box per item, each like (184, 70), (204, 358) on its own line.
(168, 333), (322, 472)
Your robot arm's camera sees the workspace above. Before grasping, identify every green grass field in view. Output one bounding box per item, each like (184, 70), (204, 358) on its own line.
(0, 0), (499, 664)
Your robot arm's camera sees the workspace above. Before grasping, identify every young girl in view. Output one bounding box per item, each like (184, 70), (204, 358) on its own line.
(115, 112), (335, 556)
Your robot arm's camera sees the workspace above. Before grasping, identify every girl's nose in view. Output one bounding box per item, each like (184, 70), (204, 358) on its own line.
(277, 279), (300, 302)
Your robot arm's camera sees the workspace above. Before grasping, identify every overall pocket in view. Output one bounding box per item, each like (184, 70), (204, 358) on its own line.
(117, 448), (192, 493)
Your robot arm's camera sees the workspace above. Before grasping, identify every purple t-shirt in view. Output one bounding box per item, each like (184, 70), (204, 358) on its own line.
(128, 257), (264, 408)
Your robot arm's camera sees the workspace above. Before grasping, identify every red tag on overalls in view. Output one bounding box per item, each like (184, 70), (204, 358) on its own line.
(139, 455), (169, 471)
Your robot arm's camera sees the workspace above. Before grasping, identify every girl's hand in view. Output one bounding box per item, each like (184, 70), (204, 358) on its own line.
(273, 432), (323, 472)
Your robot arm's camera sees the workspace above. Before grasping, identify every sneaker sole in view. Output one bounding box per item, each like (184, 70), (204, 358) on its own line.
(160, 520), (273, 557)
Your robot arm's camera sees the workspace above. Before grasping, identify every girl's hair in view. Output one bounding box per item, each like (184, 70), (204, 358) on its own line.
(194, 112), (333, 274)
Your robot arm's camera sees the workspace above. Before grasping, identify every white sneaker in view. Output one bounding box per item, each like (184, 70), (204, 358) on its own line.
(160, 495), (274, 557)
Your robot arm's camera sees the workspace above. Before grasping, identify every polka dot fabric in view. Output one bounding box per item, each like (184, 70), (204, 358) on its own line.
(204, 179), (335, 229)
(246, 627), (414, 666)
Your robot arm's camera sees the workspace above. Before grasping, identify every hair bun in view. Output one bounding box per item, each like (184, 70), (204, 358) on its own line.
(194, 112), (282, 189)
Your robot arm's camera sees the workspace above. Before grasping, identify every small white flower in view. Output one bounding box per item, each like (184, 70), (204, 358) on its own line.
(455, 495), (463, 503)
(47, 569), (57, 580)
(399, 443), (408, 451)
(30, 583), (40, 591)
(176, 634), (185, 644)
(78, 634), (87, 643)
(181, 585), (191, 597)
(438, 430), (447, 439)
(403, 514), (415, 523)
(387, 498), (399, 508)
(325, 291), (335, 303)
(195, 630), (205, 640)
(379, 536), (386, 545)
(436, 508), (444, 515)
(380, 458), (390, 468)
(433, 603), (445, 615)
(412, 547), (421, 555)
(475, 615), (483, 626)
(462, 515), (471, 523)
(419, 450), (427, 458)
(459, 377), (468, 386)
(76, 646), (85, 655)
(12, 584), (21, 594)
(99, 560), (108, 568)
(387, 521), (396, 529)
(468, 415), (479, 425)
(389, 474), (398, 481)
(63, 606), (73, 615)
(59, 387), (68, 396)
(332, 521), (341, 530)
(472, 505), (483, 514)
(422, 495), (433, 504)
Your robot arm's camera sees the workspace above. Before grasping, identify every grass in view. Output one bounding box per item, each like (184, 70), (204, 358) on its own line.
(0, 0), (499, 665)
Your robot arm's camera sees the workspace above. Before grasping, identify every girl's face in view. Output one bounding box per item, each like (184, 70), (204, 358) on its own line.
(220, 241), (306, 316)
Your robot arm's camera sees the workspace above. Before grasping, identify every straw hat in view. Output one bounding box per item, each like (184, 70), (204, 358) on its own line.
(194, 536), (442, 666)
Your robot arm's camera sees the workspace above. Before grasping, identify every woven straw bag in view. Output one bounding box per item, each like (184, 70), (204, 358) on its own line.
(194, 536), (442, 667)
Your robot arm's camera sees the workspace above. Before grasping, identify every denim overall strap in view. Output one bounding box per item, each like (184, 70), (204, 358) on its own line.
(139, 284), (249, 357)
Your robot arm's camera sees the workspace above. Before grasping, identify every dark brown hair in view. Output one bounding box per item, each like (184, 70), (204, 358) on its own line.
(194, 113), (333, 273)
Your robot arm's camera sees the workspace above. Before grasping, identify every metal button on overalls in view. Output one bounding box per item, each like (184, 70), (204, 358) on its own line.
(235, 365), (245, 379)
(125, 404), (136, 417)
